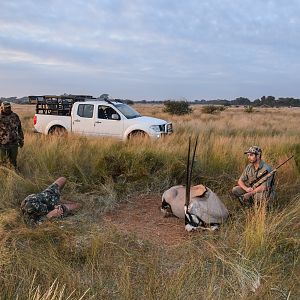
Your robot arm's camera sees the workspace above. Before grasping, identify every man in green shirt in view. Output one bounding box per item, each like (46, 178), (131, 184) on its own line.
(232, 146), (275, 206)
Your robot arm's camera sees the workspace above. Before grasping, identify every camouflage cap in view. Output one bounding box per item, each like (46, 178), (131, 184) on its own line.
(244, 146), (262, 155)
(1, 101), (11, 108)
(21, 194), (47, 216)
(21, 199), (37, 215)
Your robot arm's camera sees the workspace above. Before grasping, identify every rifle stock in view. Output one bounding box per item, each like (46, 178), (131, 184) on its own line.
(251, 155), (294, 189)
(252, 170), (276, 189)
(249, 169), (268, 187)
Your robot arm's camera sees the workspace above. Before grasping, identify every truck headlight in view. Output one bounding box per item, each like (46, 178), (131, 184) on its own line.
(150, 125), (161, 132)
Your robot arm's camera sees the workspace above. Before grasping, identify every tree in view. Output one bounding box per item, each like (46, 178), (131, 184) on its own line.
(253, 99), (261, 106)
(232, 97), (251, 106)
(265, 96), (275, 106)
(260, 96), (275, 107)
(163, 100), (192, 115)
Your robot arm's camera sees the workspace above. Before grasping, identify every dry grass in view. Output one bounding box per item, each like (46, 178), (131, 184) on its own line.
(0, 104), (299, 299)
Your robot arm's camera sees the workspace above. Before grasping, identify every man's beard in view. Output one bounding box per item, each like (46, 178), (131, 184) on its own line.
(249, 158), (257, 164)
(1, 109), (12, 115)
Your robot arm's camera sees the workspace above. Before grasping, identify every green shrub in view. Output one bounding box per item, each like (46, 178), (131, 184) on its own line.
(163, 100), (192, 115)
(244, 106), (254, 113)
(201, 105), (224, 114)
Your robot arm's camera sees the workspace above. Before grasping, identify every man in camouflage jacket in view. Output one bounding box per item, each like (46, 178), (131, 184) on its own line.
(21, 177), (81, 227)
(0, 101), (24, 168)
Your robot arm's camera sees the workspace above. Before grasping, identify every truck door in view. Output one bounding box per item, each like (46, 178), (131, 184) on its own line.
(94, 105), (124, 138)
(72, 104), (96, 135)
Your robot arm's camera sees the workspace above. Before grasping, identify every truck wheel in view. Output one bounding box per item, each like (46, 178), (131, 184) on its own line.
(48, 126), (67, 136)
(128, 130), (148, 140)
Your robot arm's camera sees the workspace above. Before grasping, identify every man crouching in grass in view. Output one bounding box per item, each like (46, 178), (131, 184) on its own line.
(21, 177), (81, 227)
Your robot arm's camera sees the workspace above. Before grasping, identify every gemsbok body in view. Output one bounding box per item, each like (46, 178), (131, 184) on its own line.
(161, 184), (229, 231)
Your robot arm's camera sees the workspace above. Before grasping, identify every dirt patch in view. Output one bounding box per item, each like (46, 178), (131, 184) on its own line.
(103, 195), (190, 247)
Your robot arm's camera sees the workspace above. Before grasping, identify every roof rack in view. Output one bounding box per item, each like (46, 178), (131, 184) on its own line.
(33, 94), (94, 116)
(102, 98), (124, 106)
(33, 94), (125, 115)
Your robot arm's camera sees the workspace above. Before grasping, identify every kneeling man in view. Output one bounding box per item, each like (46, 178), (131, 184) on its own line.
(232, 146), (275, 206)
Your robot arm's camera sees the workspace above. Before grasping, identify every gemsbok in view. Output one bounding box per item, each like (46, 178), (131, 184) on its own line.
(161, 136), (229, 231)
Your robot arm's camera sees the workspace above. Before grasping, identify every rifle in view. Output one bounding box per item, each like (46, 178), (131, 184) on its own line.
(249, 169), (268, 187)
(251, 155), (294, 189)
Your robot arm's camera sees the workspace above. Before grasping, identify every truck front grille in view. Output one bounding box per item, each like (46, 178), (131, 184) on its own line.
(159, 125), (165, 132)
(158, 123), (173, 134)
(166, 123), (173, 133)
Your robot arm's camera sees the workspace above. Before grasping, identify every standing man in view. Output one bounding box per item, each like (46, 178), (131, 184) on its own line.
(0, 101), (24, 168)
(232, 146), (275, 206)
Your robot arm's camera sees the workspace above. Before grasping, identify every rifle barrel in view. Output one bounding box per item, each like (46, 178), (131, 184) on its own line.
(274, 155), (294, 170)
(252, 155), (294, 189)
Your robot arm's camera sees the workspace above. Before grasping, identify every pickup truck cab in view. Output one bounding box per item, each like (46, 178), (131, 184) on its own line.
(32, 95), (173, 140)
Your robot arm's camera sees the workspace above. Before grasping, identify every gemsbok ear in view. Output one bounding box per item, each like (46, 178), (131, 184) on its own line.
(184, 135), (199, 227)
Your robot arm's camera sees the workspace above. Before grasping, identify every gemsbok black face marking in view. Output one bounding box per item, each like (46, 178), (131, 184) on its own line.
(161, 198), (173, 217)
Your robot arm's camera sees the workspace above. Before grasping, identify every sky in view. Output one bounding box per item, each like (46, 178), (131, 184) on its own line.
(0, 0), (300, 101)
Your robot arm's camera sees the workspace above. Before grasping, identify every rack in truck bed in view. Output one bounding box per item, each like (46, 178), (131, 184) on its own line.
(30, 95), (94, 116)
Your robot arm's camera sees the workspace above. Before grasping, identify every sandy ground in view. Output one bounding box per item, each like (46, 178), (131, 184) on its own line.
(103, 195), (190, 247)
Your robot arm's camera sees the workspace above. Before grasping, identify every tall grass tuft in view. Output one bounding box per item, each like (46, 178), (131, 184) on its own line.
(25, 276), (90, 300)
(244, 201), (268, 257)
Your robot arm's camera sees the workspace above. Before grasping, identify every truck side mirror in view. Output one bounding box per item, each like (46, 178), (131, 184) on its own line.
(111, 113), (120, 120)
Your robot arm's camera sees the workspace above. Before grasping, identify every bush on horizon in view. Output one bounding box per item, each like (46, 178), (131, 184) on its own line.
(163, 100), (192, 115)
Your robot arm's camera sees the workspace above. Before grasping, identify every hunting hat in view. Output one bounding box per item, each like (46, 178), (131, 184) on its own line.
(21, 197), (36, 215)
(190, 184), (207, 198)
(1, 101), (11, 108)
(244, 146), (262, 155)
(20, 194), (45, 216)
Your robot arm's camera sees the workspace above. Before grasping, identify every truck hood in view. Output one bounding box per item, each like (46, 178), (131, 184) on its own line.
(131, 116), (168, 125)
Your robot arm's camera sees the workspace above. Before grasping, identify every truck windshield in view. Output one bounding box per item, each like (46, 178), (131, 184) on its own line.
(115, 104), (141, 119)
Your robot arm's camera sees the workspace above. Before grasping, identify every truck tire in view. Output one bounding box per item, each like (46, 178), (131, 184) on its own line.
(48, 126), (67, 136)
(127, 130), (148, 140)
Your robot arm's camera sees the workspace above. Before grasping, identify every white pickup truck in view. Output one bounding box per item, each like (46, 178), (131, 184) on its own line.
(32, 96), (173, 140)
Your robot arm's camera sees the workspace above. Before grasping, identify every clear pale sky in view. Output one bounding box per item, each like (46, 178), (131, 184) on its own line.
(1, 0), (299, 100)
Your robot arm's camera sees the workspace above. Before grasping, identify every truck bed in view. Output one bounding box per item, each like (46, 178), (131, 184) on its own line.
(34, 114), (71, 135)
